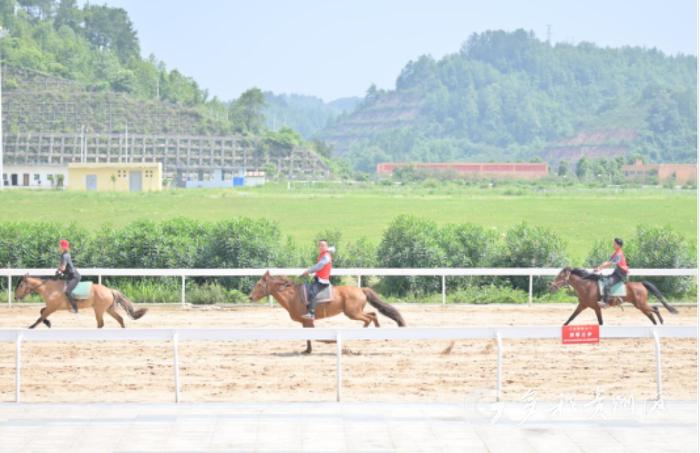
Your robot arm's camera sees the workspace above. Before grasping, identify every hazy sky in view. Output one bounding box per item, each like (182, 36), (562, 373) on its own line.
(99, 0), (697, 102)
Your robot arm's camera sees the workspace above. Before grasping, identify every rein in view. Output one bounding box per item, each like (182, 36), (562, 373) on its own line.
(20, 277), (49, 294)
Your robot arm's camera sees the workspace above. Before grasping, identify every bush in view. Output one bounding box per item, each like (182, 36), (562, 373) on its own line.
(449, 284), (528, 304)
(439, 223), (501, 288)
(629, 225), (696, 296)
(377, 215), (445, 295)
(497, 222), (568, 294)
(585, 225), (695, 297)
(187, 282), (246, 305)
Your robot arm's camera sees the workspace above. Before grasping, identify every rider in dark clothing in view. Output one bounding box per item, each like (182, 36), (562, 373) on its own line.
(595, 237), (629, 307)
(58, 239), (80, 313)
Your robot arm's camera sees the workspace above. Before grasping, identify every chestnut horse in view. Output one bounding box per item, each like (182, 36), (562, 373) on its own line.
(549, 267), (677, 325)
(249, 271), (405, 353)
(14, 275), (147, 328)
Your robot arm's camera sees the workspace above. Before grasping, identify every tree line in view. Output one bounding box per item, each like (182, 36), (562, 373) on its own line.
(0, 216), (694, 298)
(324, 30), (697, 172)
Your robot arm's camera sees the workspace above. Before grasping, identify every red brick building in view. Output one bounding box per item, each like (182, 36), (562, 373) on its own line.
(376, 162), (549, 180)
(622, 160), (697, 184)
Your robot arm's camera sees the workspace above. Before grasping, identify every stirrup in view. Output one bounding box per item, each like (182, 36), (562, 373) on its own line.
(301, 312), (315, 320)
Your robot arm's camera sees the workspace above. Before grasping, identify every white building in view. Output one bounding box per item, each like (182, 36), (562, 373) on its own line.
(3, 165), (68, 189)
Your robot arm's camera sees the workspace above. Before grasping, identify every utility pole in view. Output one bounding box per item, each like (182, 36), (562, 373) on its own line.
(546, 24), (552, 45)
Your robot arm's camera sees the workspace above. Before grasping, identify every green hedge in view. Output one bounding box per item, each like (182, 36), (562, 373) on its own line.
(585, 225), (696, 297)
(0, 217), (693, 300)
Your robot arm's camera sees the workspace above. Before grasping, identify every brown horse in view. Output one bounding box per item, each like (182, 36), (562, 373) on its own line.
(14, 275), (148, 329)
(549, 267), (677, 325)
(249, 271), (406, 353)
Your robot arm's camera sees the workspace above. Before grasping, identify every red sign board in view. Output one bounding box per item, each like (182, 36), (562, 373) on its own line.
(562, 325), (600, 344)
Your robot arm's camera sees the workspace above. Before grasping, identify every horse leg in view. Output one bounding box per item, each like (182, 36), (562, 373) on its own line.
(593, 305), (604, 325)
(106, 306), (126, 328)
(349, 311), (373, 327)
(367, 311), (380, 327)
(94, 306), (105, 329)
(301, 320), (314, 354)
(29, 306), (56, 329)
(563, 303), (586, 326)
(653, 306), (664, 324)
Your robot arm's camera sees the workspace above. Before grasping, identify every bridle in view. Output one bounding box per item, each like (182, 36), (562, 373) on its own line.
(16, 277), (47, 296)
(549, 272), (571, 291)
(259, 277), (293, 296)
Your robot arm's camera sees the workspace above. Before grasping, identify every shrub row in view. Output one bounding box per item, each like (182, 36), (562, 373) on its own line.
(0, 217), (694, 298)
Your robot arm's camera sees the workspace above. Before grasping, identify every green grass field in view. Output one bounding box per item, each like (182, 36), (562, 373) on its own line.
(1, 183), (696, 263)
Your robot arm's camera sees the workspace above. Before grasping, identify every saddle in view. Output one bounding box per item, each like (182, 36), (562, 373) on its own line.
(597, 278), (627, 300)
(301, 284), (334, 305)
(66, 281), (93, 300)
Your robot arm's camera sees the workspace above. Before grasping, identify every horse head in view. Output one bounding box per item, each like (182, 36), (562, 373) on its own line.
(249, 271), (296, 302)
(549, 267), (572, 293)
(249, 271), (272, 301)
(14, 274), (34, 301)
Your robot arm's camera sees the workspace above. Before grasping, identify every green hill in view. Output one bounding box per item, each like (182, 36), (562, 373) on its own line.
(319, 30), (697, 172)
(0, 1), (333, 179)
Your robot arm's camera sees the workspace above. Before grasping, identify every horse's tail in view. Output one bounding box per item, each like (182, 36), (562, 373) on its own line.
(111, 290), (148, 320)
(362, 288), (406, 327)
(642, 281), (678, 314)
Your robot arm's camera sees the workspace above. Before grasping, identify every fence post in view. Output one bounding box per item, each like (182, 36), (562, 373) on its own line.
(357, 275), (361, 287)
(8, 275), (11, 307)
(98, 274), (102, 285)
(15, 332), (22, 403)
(495, 331), (503, 402)
(653, 329), (662, 400)
(441, 275), (446, 305)
(173, 332), (180, 403)
(336, 331), (342, 402)
(528, 275), (533, 306)
(181, 275), (186, 306)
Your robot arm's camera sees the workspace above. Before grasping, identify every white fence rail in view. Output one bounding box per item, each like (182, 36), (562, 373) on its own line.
(0, 326), (695, 403)
(1, 267), (697, 306)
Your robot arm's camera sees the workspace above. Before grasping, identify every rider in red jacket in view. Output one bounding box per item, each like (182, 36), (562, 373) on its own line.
(300, 239), (332, 320)
(595, 237), (629, 307)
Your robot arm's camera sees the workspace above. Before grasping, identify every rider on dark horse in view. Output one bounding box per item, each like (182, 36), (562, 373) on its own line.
(595, 237), (629, 308)
(300, 239), (333, 320)
(57, 239), (80, 313)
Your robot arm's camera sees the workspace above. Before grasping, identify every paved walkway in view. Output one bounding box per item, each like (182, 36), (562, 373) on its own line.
(0, 400), (696, 452)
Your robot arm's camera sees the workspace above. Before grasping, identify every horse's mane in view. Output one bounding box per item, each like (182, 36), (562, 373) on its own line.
(15, 275), (58, 291)
(570, 268), (601, 280)
(270, 275), (297, 286)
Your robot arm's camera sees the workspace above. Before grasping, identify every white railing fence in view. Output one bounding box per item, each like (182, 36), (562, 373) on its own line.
(1, 267), (697, 306)
(0, 326), (695, 403)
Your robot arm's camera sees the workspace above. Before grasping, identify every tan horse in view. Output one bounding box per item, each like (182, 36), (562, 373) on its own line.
(14, 275), (148, 329)
(249, 271), (406, 353)
(549, 267), (678, 325)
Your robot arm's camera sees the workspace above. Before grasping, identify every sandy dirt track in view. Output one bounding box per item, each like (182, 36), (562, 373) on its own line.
(0, 303), (696, 403)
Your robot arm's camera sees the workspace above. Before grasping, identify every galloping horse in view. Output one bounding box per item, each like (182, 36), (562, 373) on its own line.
(15, 275), (148, 328)
(249, 271), (406, 353)
(549, 267), (677, 325)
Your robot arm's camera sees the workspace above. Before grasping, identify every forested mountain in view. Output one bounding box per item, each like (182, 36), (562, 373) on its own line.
(319, 30), (697, 172)
(263, 93), (360, 138)
(0, 0), (272, 136)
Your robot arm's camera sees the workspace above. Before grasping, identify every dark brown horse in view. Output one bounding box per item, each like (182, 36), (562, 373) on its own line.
(549, 267), (677, 325)
(249, 271), (405, 353)
(15, 275), (147, 328)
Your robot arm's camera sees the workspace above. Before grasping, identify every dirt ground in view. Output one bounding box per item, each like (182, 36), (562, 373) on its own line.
(0, 303), (696, 403)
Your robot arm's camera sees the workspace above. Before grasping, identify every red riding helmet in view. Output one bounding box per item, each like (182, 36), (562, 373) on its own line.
(59, 239), (70, 250)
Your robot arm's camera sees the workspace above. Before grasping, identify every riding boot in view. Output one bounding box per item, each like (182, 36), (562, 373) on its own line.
(67, 293), (78, 313)
(302, 299), (316, 320)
